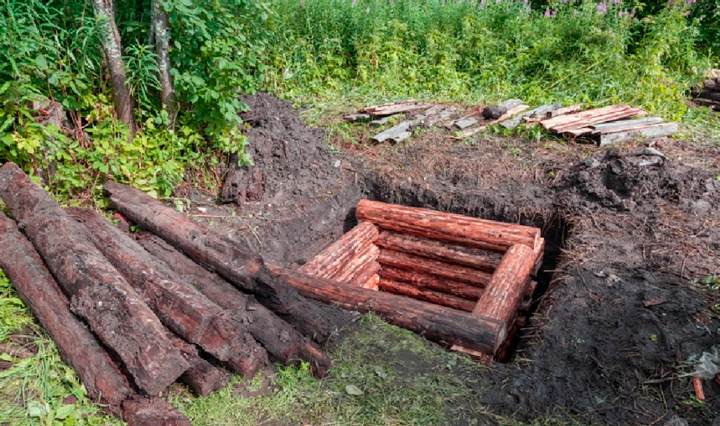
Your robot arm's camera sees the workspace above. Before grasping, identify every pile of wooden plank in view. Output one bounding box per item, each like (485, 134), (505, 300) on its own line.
(692, 69), (720, 112)
(0, 162), (351, 425)
(347, 99), (677, 146)
(274, 199), (545, 361)
(539, 104), (677, 146)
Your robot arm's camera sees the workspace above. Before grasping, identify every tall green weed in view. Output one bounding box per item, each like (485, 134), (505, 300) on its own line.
(265, 0), (712, 122)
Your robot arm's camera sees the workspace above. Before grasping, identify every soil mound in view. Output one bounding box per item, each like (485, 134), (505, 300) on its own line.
(556, 148), (719, 215)
(222, 93), (339, 205)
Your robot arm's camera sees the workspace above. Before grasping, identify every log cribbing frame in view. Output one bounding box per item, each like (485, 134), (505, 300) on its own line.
(294, 199), (545, 360)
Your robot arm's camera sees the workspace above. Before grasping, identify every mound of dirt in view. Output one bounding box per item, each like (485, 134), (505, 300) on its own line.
(556, 148), (719, 216)
(222, 93), (340, 206)
(200, 93), (363, 267)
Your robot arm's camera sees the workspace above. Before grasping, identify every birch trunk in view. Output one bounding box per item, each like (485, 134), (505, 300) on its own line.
(92, 0), (135, 136)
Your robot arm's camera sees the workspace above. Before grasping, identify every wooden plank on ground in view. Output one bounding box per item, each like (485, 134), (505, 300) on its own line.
(590, 117), (664, 133)
(372, 121), (414, 143)
(598, 122), (678, 146)
(544, 103), (584, 119)
(540, 104), (629, 129)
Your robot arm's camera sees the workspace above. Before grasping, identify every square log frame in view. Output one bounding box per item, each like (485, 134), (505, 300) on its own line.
(288, 199), (544, 360)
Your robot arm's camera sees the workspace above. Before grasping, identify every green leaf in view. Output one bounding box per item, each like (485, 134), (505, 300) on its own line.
(27, 400), (48, 418)
(0, 353), (13, 362)
(35, 55), (48, 71)
(374, 366), (387, 379)
(345, 384), (363, 396)
(55, 403), (75, 420)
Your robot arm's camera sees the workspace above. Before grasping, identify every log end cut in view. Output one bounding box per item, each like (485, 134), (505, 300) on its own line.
(122, 398), (191, 426)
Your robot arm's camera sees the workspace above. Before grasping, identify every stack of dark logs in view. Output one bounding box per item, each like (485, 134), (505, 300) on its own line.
(693, 70), (720, 112)
(0, 162), (352, 425)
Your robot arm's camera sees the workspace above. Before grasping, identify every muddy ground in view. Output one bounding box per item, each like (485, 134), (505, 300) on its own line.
(180, 93), (720, 426)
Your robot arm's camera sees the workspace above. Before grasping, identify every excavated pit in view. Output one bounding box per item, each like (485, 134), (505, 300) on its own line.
(194, 93), (719, 425)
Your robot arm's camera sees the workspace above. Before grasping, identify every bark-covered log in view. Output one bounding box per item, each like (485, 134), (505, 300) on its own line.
(134, 232), (332, 375)
(105, 180), (352, 343)
(375, 230), (503, 272)
(300, 222), (379, 279)
(122, 398), (191, 426)
(68, 208), (266, 373)
(472, 244), (535, 330)
(0, 212), (132, 417)
(0, 163), (187, 395)
(378, 249), (493, 287)
(169, 334), (229, 396)
(272, 266), (506, 355)
(378, 278), (476, 312)
(356, 199), (541, 251)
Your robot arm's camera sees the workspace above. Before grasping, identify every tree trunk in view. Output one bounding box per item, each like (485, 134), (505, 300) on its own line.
(0, 163), (187, 395)
(105, 180), (354, 343)
(272, 266), (506, 355)
(68, 207), (268, 376)
(134, 232), (332, 376)
(92, 0), (135, 136)
(150, 0), (174, 112)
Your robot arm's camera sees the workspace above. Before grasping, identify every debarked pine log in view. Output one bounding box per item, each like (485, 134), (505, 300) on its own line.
(356, 199), (540, 251)
(331, 244), (380, 285)
(472, 244), (535, 330)
(104, 180), (353, 343)
(271, 266), (507, 355)
(0, 212), (133, 416)
(377, 268), (535, 311)
(0, 163), (187, 396)
(134, 232), (332, 375)
(300, 222), (379, 279)
(377, 249), (493, 287)
(375, 230), (503, 272)
(378, 278), (476, 312)
(68, 208), (268, 377)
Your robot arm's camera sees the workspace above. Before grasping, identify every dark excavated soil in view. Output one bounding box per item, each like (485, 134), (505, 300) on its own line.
(195, 94), (719, 425)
